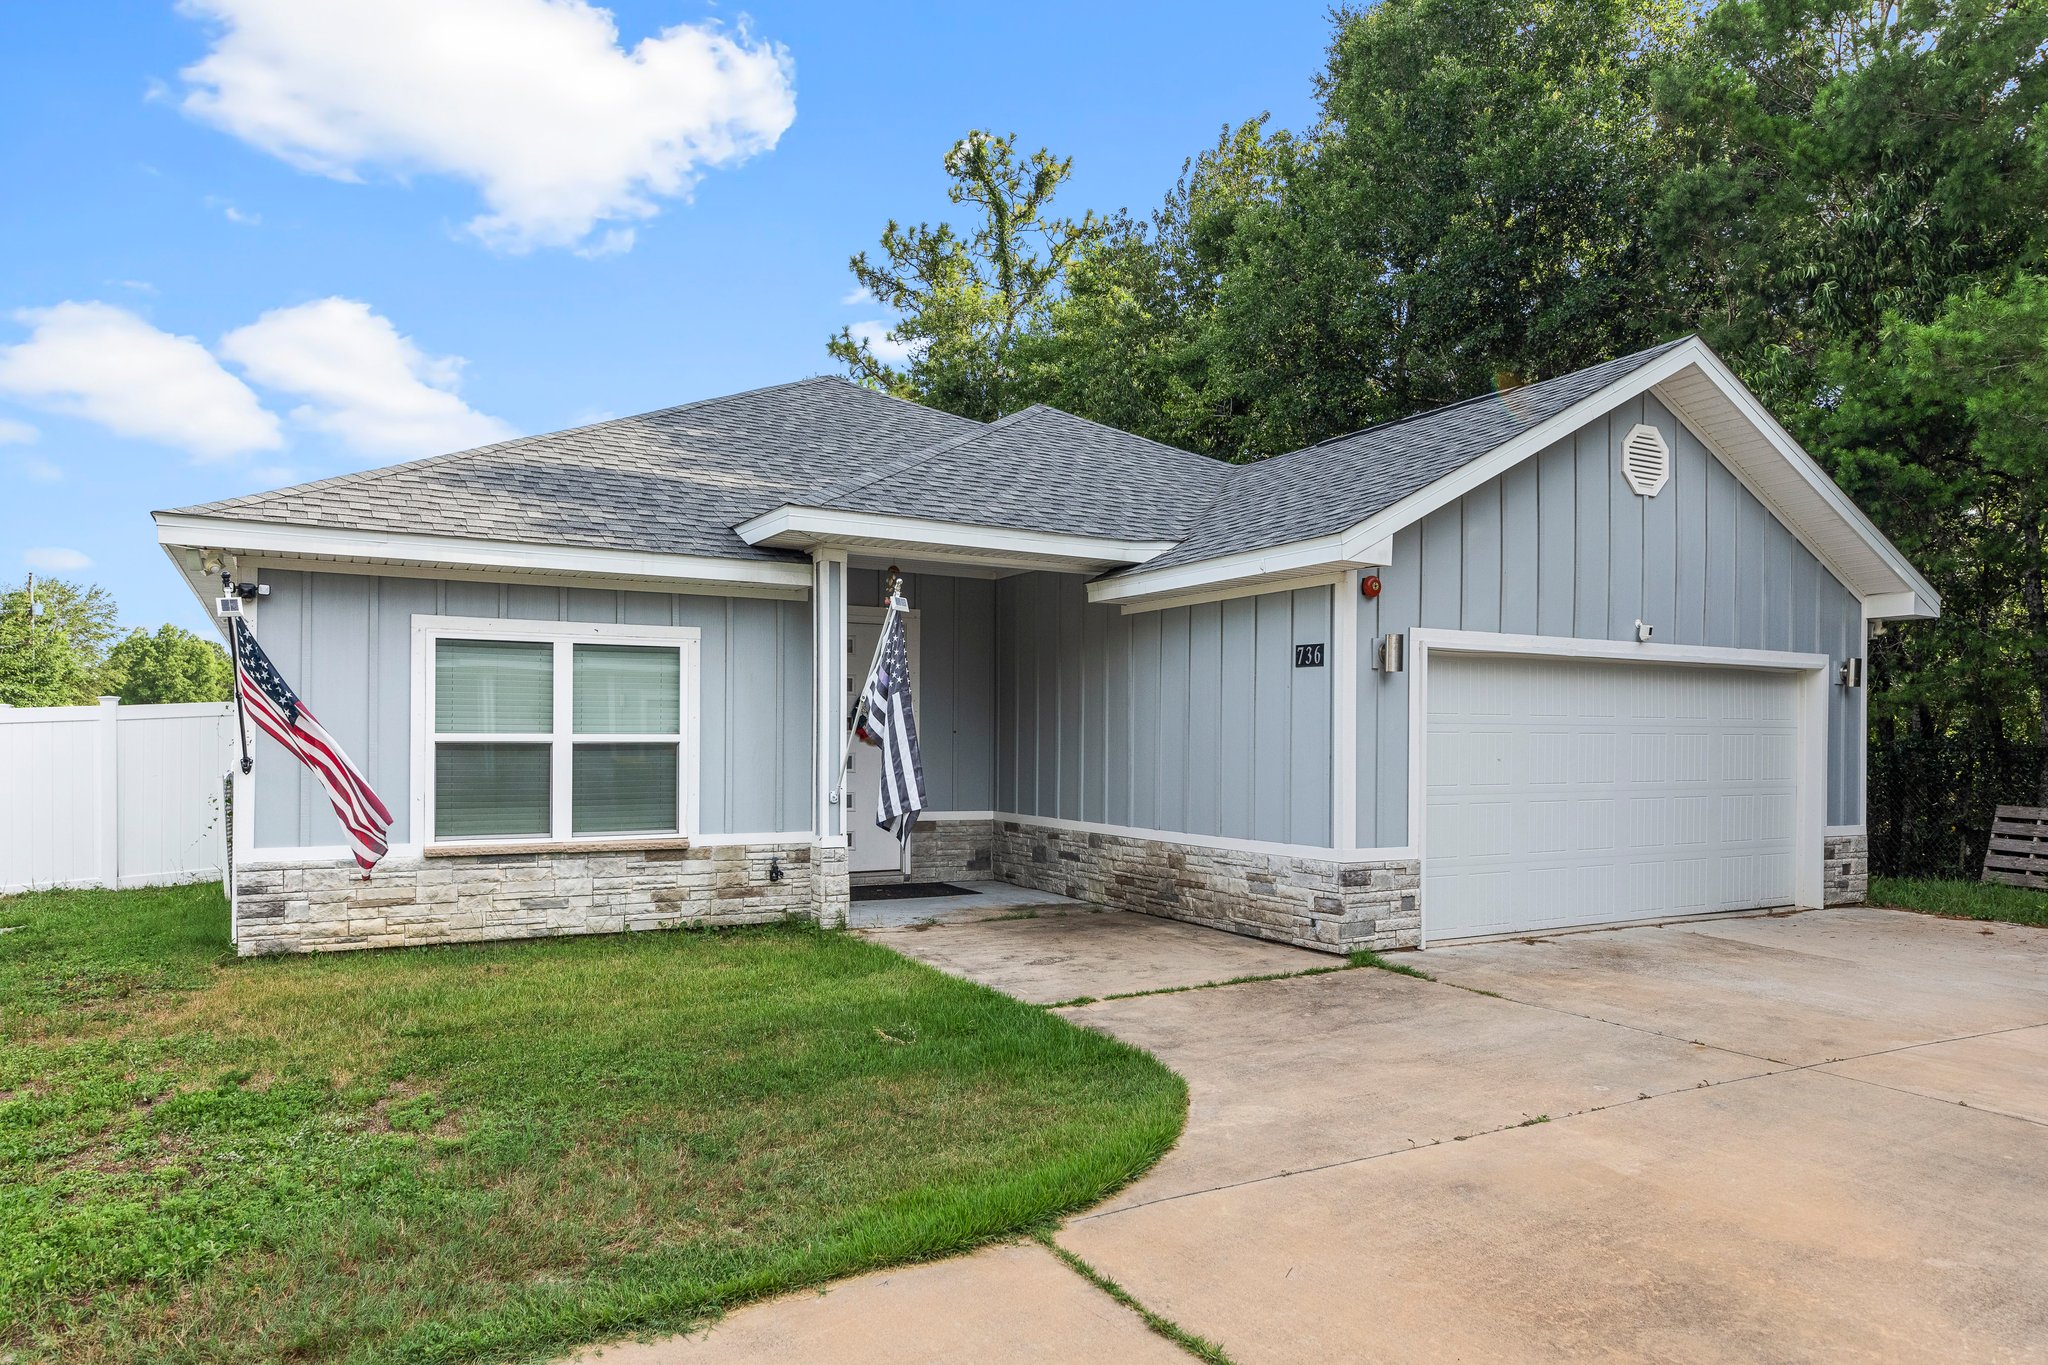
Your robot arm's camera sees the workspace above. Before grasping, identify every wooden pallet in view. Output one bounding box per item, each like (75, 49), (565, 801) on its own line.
(1982, 805), (2048, 890)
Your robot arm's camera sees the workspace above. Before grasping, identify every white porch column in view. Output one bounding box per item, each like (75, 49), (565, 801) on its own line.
(1332, 569), (1360, 851)
(810, 549), (850, 926)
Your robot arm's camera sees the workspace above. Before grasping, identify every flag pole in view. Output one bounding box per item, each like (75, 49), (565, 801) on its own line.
(223, 572), (252, 776)
(830, 568), (906, 807)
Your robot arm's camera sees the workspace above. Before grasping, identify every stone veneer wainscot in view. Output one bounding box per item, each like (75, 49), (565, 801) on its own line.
(233, 840), (848, 956)
(991, 818), (1420, 954)
(1823, 832), (1869, 907)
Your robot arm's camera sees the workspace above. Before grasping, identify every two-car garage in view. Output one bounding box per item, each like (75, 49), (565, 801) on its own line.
(1420, 643), (1824, 943)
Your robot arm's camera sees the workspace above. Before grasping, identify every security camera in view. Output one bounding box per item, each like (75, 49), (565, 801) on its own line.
(1635, 620), (1654, 643)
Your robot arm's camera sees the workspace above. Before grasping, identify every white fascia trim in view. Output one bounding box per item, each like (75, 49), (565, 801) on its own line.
(736, 505), (1176, 567)
(1093, 337), (1937, 618)
(1336, 341), (1708, 561)
(1114, 570), (1346, 616)
(155, 512), (814, 594)
(1679, 344), (1942, 617)
(1861, 589), (1939, 622)
(1089, 539), (1393, 607)
(1408, 627), (1829, 674)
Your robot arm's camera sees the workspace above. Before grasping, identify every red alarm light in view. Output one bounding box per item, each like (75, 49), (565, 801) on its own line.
(1362, 574), (1382, 599)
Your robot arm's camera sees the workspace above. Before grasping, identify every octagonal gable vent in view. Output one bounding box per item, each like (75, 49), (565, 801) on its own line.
(1621, 423), (1670, 497)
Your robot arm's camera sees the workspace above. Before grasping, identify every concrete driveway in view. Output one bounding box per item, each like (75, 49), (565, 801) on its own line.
(580, 906), (2048, 1363)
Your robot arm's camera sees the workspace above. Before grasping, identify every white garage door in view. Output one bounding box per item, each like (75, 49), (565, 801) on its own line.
(1425, 653), (1799, 941)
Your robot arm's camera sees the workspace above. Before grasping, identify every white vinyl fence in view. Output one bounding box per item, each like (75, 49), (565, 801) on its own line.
(0, 698), (235, 894)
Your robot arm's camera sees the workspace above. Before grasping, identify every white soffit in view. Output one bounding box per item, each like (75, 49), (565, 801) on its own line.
(736, 505), (1177, 573)
(1650, 352), (1939, 618)
(154, 513), (814, 597)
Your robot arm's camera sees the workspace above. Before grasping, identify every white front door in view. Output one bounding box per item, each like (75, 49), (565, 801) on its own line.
(845, 613), (919, 875)
(1425, 652), (1800, 941)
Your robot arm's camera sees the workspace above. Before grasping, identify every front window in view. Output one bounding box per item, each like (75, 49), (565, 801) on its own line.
(428, 628), (692, 843)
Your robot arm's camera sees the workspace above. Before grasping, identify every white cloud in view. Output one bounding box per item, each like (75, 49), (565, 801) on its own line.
(840, 285), (875, 306)
(0, 417), (37, 444)
(847, 319), (921, 367)
(207, 196), (261, 225)
(220, 297), (515, 457)
(23, 547), (92, 572)
(0, 302), (283, 459)
(176, 0), (797, 253)
(13, 454), (62, 483)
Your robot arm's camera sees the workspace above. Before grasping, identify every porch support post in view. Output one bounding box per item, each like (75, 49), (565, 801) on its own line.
(811, 549), (849, 845)
(809, 548), (851, 927)
(1332, 568), (1360, 851)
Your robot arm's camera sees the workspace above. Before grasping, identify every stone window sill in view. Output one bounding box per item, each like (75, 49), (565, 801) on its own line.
(424, 836), (691, 859)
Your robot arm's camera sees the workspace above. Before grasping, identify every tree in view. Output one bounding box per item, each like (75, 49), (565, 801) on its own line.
(1186, 0), (1692, 458)
(0, 576), (120, 707)
(1898, 277), (2048, 794)
(1652, 0), (2048, 416)
(1016, 117), (1289, 456)
(105, 624), (233, 705)
(830, 131), (1105, 421)
(1654, 0), (2048, 751)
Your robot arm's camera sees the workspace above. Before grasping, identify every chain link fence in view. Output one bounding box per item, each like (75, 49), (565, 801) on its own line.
(1869, 738), (2048, 880)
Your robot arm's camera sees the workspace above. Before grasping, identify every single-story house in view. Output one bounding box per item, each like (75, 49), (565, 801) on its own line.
(154, 335), (1938, 956)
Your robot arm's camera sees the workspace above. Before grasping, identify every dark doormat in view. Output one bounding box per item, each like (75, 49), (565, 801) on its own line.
(849, 881), (976, 902)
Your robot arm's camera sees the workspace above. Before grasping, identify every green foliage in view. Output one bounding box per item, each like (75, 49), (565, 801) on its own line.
(1193, 0), (1693, 456)
(0, 576), (120, 707)
(1655, 0), (2048, 745)
(1870, 875), (2048, 928)
(105, 623), (233, 705)
(829, 131), (1105, 421)
(0, 884), (1184, 1362)
(844, 0), (2048, 749)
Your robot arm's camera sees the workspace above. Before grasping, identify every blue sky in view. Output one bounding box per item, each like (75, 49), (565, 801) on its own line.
(0, 1), (1329, 633)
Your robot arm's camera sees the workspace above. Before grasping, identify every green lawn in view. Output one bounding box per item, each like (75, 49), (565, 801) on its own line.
(1870, 875), (2048, 928)
(0, 884), (1185, 1364)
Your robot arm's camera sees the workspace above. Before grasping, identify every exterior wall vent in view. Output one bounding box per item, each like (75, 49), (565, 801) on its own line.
(1621, 424), (1670, 497)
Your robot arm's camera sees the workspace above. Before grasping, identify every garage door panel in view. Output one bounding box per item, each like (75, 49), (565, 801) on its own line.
(1427, 654), (1799, 941)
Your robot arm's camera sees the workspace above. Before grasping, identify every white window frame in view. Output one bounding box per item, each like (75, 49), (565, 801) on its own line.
(409, 614), (701, 849)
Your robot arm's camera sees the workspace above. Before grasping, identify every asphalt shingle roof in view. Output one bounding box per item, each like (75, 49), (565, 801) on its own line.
(167, 341), (1691, 576)
(802, 404), (1229, 542)
(167, 377), (984, 562)
(1121, 339), (1690, 574)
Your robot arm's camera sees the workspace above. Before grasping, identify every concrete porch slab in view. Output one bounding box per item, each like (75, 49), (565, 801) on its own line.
(846, 880), (1087, 929)
(861, 906), (1331, 1004)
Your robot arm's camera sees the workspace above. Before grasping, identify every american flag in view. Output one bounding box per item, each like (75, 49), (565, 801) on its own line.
(232, 617), (393, 872)
(854, 610), (926, 843)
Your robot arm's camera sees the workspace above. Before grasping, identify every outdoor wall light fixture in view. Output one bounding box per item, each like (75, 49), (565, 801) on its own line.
(1840, 657), (1865, 688)
(1375, 633), (1405, 673)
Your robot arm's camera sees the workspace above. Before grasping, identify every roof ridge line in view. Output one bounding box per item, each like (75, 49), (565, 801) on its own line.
(790, 404), (1039, 509)
(1252, 336), (1693, 469)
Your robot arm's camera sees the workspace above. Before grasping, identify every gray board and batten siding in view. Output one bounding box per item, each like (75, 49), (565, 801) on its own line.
(1356, 391), (1865, 850)
(993, 572), (1335, 849)
(247, 570), (813, 849)
(848, 568), (998, 814)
